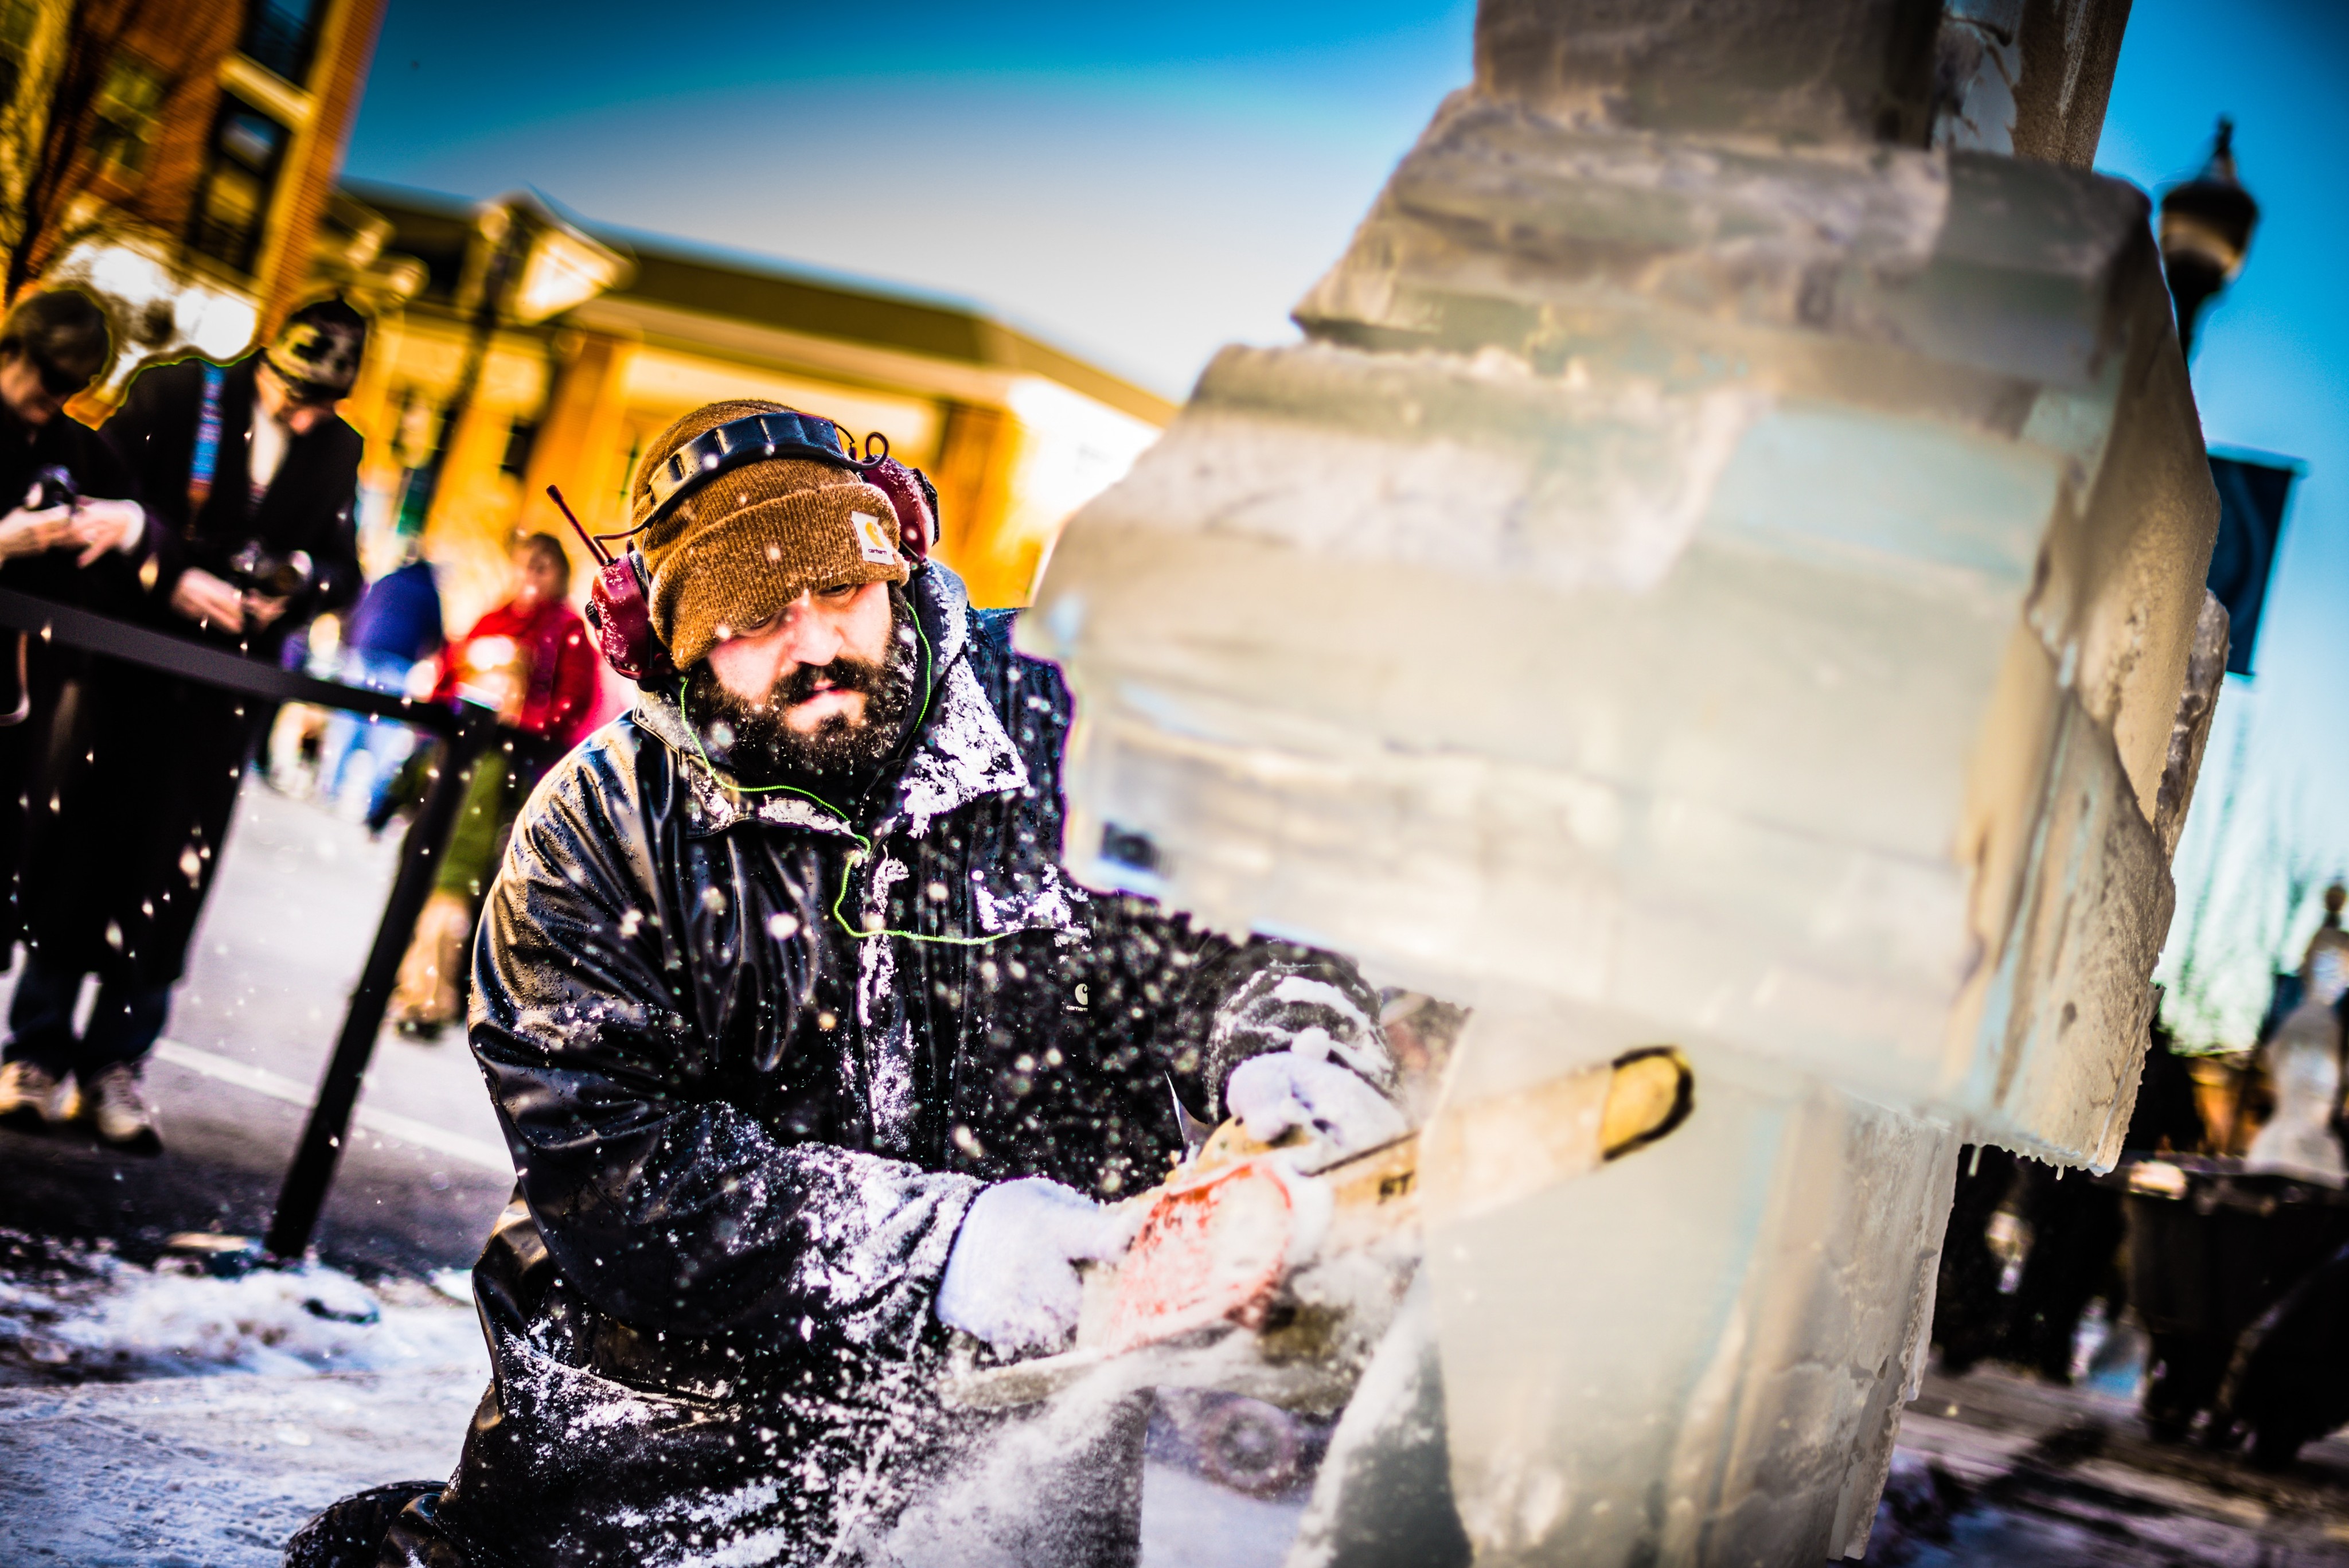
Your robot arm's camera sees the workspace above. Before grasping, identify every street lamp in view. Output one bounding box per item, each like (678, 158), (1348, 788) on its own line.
(395, 193), (631, 535)
(2159, 118), (2258, 364)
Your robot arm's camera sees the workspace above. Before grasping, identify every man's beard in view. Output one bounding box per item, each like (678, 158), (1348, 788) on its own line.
(683, 592), (920, 785)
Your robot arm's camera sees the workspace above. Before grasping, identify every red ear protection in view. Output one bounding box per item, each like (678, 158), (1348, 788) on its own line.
(588, 549), (676, 690)
(546, 466), (939, 694)
(861, 457), (937, 563)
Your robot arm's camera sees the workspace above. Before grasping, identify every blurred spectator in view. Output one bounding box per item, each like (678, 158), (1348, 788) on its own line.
(2309, 885), (2349, 1003)
(7, 298), (368, 1152)
(1992, 1011), (2208, 1382)
(1945, 1013), (2208, 1385)
(0, 288), (155, 1138)
(1933, 1144), (2020, 1375)
(315, 544), (444, 817)
(386, 533), (594, 1038)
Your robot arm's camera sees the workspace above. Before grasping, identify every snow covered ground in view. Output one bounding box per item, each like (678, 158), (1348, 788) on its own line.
(1880, 1366), (2349, 1565)
(0, 1234), (478, 1383)
(1, 1352), (487, 1565)
(0, 1237), (488, 1565)
(0, 1235), (1314, 1566)
(11, 1237), (2349, 1567)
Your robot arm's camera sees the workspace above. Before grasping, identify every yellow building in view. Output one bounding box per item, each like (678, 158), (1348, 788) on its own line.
(338, 182), (1172, 634)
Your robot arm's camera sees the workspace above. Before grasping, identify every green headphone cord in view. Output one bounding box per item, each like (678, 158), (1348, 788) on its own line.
(676, 603), (1002, 948)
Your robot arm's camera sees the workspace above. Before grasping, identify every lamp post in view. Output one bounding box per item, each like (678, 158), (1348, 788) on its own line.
(394, 193), (630, 536)
(2159, 118), (2259, 363)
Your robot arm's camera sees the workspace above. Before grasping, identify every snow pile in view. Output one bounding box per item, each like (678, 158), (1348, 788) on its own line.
(0, 1238), (481, 1380)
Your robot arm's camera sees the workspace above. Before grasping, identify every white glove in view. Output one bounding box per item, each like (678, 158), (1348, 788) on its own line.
(936, 1177), (1135, 1355)
(1226, 1051), (1407, 1159)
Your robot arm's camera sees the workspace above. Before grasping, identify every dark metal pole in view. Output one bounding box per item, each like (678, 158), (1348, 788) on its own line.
(266, 709), (498, 1258)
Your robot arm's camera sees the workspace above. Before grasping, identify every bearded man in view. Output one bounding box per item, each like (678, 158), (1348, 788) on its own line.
(305, 400), (1402, 1568)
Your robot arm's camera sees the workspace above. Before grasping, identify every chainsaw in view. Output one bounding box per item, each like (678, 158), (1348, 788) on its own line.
(942, 1046), (1694, 1413)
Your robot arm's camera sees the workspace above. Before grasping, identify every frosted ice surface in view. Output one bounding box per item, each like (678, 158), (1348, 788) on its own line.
(1425, 1040), (1958, 1562)
(1024, 104), (2214, 1161)
(1014, 5), (2218, 1562)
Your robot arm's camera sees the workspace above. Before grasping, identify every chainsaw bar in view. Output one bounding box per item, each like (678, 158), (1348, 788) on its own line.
(942, 1047), (1694, 1411)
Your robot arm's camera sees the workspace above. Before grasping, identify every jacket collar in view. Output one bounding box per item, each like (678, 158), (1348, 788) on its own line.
(633, 561), (1029, 841)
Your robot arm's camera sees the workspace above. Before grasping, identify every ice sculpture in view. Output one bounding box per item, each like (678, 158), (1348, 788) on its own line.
(1017, 0), (2223, 1560)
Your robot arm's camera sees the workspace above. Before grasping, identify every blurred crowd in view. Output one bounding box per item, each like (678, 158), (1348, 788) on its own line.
(0, 282), (597, 1155)
(265, 528), (597, 1036)
(1934, 884), (2349, 1463)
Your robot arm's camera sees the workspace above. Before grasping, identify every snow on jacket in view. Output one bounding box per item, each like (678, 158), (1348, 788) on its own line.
(384, 561), (1389, 1568)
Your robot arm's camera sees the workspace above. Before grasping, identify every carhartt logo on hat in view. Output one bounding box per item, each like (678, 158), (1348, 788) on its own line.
(850, 510), (901, 567)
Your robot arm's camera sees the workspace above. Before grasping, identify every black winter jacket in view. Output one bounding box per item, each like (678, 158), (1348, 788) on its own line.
(0, 403), (141, 954)
(392, 563), (1387, 1568)
(105, 352), (362, 645)
(15, 354), (365, 988)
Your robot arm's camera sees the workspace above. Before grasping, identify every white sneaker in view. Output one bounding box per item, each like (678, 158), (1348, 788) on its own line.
(84, 1063), (161, 1153)
(0, 1058), (77, 1129)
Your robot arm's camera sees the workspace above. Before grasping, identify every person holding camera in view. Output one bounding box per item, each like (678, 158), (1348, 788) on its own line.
(3, 298), (366, 1151)
(0, 288), (146, 594)
(0, 287), (150, 724)
(0, 287), (159, 1137)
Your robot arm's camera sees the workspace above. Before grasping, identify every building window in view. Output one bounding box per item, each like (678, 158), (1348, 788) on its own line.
(239, 0), (323, 87)
(501, 418), (539, 477)
(187, 97), (288, 275)
(88, 53), (167, 181)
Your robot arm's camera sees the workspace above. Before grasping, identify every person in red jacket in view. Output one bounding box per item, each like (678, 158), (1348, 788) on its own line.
(388, 532), (596, 1036)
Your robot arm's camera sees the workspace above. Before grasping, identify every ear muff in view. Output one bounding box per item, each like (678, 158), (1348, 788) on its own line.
(862, 457), (937, 563)
(584, 547), (676, 691)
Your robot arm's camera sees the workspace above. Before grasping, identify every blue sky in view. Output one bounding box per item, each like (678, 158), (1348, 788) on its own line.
(346, 1), (2348, 1043)
(2097, 0), (2349, 1042)
(343, 0), (1480, 398)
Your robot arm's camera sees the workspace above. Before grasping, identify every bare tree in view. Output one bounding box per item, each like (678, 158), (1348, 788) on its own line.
(2, 0), (164, 303)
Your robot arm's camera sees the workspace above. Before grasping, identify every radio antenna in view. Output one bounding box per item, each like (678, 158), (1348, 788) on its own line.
(545, 485), (611, 567)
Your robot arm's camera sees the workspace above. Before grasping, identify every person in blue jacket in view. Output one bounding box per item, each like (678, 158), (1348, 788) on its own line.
(316, 543), (444, 816)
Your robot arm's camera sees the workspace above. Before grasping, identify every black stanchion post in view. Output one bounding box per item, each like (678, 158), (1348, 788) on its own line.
(265, 708), (498, 1259)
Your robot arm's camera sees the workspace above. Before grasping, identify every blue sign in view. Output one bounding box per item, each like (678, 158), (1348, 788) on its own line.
(2206, 453), (2300, 677)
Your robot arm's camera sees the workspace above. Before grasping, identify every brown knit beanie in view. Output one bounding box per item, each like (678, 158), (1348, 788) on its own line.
(630, 399), (909, 669)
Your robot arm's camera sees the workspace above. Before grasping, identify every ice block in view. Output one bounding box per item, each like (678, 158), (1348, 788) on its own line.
(1027, 108), (2215, 1160)
(1015, 1), (2219, 1559)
